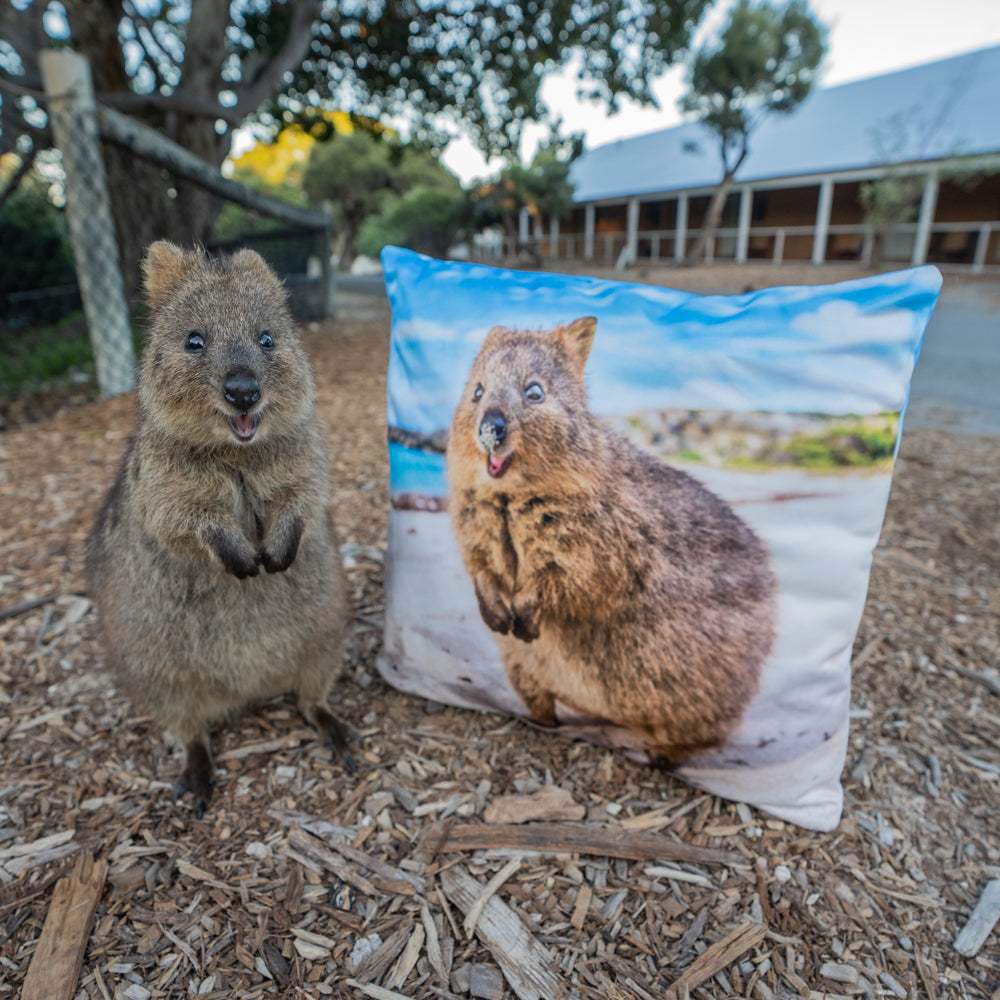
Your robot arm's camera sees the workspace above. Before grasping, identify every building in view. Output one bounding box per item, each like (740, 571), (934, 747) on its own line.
(526, 45), (1000, 272)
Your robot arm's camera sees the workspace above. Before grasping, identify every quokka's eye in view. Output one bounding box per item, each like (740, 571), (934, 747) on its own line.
(524, 382), (545, 402)
(472, 384), (484, 402)
(259, 330), (275, 351)
(185, 330), (205, 352)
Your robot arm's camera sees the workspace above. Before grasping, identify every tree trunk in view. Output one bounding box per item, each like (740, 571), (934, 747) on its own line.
(53, 0), (323, 298)
(336, 211), (365, 272)
(63, 2), (233, 300)
(501, 211), (518, 258)
(683, 169), (736, 267)
(105, 151), (222, 301)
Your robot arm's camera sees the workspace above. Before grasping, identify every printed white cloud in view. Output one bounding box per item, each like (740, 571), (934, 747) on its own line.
(393, 316), (493, 346)
(789, 300), (918, 350)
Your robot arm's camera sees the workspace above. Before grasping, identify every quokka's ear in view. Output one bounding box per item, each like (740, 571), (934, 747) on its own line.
(553, 316), (597, 379)
(231, 248), (288, 299)
(231, 247), (273, 278)
(142, 241), (203, 310)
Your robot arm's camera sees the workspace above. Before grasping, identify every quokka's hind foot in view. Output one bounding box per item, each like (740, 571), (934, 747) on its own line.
(507, 663), (558, 726)
(650, 755), (680, 772)
(173, 740), (214, 819)
(309, 705), (359, 773)
(650, 739), (722, 771)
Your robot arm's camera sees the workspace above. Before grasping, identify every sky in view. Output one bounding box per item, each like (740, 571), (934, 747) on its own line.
(440, 0), (1000, 184)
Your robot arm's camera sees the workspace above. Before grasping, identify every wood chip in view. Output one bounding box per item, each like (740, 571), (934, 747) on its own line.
(953, 879), (1000, 957)
(874, 547), (940, 577)
(421, 902), (448, 981)
(320, 829), (425, 893)
(570, 884), (592, 930)
(0, 594), (56, 622)
(483, 785), (585, 824)
(469, 963), (506, 999)
(644, 864), (714, 887)
(385, 922), (424, 989)
(819, 961), (860, 984)
(352, 923), (412, 983)
(286, 825), (381, 898)
(345, 980), (416, 1000)
(0, 828), (75, 861)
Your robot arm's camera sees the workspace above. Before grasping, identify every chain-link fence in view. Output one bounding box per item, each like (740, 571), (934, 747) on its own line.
(1, 50), (333, 418)
(0, 154), (96, 422)
(209, 227), (335, 324)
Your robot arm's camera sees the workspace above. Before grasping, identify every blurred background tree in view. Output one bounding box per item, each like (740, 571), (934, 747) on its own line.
(1, 0), (711, 291)
(859, 97), (1000, 263)
(680, 0), (827, 265)
(302, 128), (464, 268)
(214, 109), (351, 241)
(357, 183), (470, 262)
(0, 152), (75, 299)
(471, 132), (584, 259)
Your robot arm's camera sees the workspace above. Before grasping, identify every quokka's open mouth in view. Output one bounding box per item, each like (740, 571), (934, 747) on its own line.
(228, 412), (260, 442)
(487, 453), (511, 478)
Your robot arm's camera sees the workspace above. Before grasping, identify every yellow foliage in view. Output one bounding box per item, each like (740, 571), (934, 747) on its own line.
(228, 110), (355, 188)
(1, 151), (23, 181)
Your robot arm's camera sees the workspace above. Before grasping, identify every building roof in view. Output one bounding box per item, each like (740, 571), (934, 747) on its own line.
(570, 44), (1000, 203)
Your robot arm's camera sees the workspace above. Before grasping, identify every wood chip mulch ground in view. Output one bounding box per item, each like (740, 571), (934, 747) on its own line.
(1, 276), (998, 1000)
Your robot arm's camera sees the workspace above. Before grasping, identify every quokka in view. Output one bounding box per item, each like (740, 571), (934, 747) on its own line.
(87, 242), (353, 816)
(447, 317), (777, 764)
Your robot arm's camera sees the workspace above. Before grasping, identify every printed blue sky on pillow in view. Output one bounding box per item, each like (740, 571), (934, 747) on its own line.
(384, 247), (941, 437)
(379, 246), (942, 831)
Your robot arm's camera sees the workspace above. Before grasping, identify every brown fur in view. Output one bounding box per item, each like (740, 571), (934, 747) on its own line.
(86, 242), (352, 817)
(447, 318), (777, 763)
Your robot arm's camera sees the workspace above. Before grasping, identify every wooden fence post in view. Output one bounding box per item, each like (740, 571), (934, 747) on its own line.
(40, 50), (136, 397)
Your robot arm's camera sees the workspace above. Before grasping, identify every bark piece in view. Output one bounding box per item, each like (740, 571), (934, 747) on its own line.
(20, 851), (108, 1000)
(463, 857), (522, 937)
(440, 863), (567, 1000)
(286, 825), (381, 897)
(427, 822), (740, 865)
(352, 923), (412, 983)
(666, 921), (766, 997)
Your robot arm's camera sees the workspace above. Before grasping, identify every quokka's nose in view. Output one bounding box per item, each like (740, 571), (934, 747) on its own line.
(223, 371), (261, 411)
(479, 410), (507, 449)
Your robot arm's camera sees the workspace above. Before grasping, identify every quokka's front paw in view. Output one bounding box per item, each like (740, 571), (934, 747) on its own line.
(474, 581), (512, 634)
(511, 596), (540, 643)
(261, 515), (304, 574)
(208, 528), (260, 578)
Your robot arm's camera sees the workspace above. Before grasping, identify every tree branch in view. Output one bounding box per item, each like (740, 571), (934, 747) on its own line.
(178, 0), (231, 101)
(96, 103), (330, 231)
(231, 0), (322, 119)
(0, 3), (48, 91)
(96, 89), (242, 126)
(121, 0), (177, 90)
(0, 73), (46, 101)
